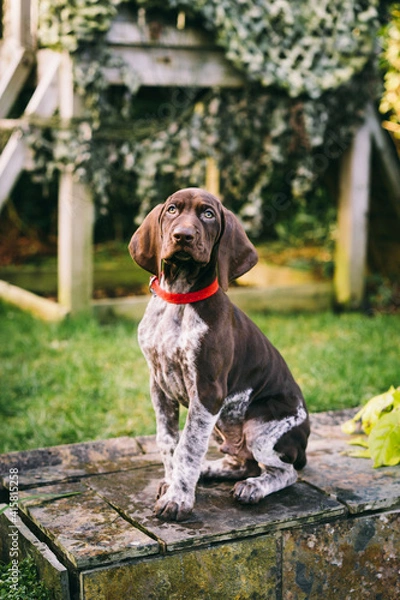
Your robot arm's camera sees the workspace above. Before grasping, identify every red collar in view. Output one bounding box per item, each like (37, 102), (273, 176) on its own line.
(149, 276), (219, 304)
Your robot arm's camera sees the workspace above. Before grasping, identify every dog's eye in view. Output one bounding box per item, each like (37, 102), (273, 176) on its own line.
(167, 205), (177, 214)
(203, 209), (215, 219)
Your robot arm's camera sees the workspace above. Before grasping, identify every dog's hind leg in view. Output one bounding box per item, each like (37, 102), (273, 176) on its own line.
(230, 404), (308, 504)
(231, 454), (297, 503)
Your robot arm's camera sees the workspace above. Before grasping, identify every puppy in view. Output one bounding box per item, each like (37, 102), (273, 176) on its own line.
(129, 187), (309, 521)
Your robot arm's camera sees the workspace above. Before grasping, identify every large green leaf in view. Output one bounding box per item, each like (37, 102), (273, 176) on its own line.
(347, 435), (369, 448)
(344, 448), (371, 459)
(341, 386), (399, 435)
(368, 408), (400, 468)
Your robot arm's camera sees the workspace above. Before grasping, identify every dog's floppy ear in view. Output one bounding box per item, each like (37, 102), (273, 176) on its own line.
(217, 207), (258, 291)
(128, 204), (164, 276)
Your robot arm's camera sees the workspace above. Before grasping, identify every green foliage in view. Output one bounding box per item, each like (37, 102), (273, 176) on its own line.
(1, 301), (400, 453)
(380, 4), (400, 138)
(342, 386), (400, 467)
(0, 555), (51, 600)
(26, 1), (381, 238)
(368, 408), (400, 467)
(342, 386), (398, 435)
(164, 0), (379, 98)
(38, 0), (125, 51)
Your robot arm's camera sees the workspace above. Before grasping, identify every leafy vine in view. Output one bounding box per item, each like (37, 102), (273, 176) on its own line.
(26, 0), (382, 238)
(380, 4), (400, 141)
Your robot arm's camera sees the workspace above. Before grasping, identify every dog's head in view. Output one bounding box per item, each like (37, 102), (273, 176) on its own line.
(129, 188), (258, 291)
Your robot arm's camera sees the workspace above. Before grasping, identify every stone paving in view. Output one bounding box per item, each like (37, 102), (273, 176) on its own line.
(0, 410), (399, 599)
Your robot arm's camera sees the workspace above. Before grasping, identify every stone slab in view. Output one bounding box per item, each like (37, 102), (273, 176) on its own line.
(85, 464), (346, 553)
(80, 534), (279, 600)
(303, 411), (400, 513)
(0, 504), (70, 600)
(18, 482), (159, 569)
(1, 410), (399, 599)
(282, 509), (400, 599)
(0, 437), (143, 490)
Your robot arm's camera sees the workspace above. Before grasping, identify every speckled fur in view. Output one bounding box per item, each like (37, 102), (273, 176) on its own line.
(139, 295), (221, 520)
(130, 188), (310, 521)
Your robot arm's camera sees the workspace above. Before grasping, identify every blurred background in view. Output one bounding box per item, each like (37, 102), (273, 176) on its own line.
(0, 1), (399, 308)
(0, 1), (399, 454)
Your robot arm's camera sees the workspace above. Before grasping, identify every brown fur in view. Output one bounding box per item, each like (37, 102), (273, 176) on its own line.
(129, 188), (309, 521)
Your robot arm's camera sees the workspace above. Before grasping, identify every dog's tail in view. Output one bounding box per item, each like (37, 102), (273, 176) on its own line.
(274, 417), (310, 471)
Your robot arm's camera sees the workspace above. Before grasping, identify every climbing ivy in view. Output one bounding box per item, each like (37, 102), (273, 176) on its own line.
(38, 0), (126, 51)
(30, 0), (382, 237)
(38, 0), (379, 97)
(380, 4), (400, 139)
(152, 0), (379, 98)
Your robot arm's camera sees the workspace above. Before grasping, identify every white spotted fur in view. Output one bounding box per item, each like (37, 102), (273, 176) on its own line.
(139, 295), (307, 516)
(139, 295), (220, 518)
(232, 406), (307, 502)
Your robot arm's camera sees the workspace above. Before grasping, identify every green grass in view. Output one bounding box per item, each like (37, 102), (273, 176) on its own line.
(0, 555), (51, 600)
(250, 311), (400, 412)
(0, 302), (152, 453)
(1, 300), (399, 454)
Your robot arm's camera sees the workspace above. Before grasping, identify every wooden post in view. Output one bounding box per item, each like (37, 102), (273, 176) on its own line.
(57, 52), (94, 313)
(334, 120), (371, 309)
(2, 0), (36, 48)
(3, 0), (32, 48)
(58, 168), (94, 312)
(205, 157), (220, 198)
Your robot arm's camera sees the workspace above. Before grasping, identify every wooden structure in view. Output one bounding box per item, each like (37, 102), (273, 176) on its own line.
(0, 1), (243, 317)
(0, 1), (400, 316)
(334, 104), (400, 308)
(1, 410), (400, 599)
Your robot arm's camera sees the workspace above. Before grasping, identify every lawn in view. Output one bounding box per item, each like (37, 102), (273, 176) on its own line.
(0, 300), (399, 454)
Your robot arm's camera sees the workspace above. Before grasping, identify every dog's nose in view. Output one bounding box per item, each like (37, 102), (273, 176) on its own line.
(172, 227), (195, 244)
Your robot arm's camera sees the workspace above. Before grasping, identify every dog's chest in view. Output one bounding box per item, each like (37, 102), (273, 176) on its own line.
(138, 298), (208, 402)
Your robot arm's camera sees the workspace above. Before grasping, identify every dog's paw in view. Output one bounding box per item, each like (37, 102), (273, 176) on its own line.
(231, 478), (264, 504)
(153, 492), (194, 521)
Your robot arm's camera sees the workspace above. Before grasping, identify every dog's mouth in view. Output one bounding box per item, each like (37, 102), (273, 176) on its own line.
(162, 247), (196, 263)
(162, 243), (208, 265)
(172, 250), (193, 262)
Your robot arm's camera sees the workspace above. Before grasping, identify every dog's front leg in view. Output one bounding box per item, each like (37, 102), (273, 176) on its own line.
(154, 397), (220, 521)
(150, 377), (180, 493)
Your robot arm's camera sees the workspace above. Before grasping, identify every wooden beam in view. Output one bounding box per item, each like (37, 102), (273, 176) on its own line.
(104, 12), (244, 87)
(25, 49), (61, 116)
(0, 279), (69, 321)
(334, 120), (372, 309)
(0, 119), (23, 129)
(104, 46), (243, 87)
(92, 283), (334, 321)
(0, 47), (35, 117)
(107, 14), (219, 49)
(57, 52), (94, 313)
(0, 130), (27, 208)
(0, 50), (61, 209)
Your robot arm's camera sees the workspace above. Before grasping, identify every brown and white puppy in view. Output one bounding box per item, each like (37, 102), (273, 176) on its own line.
(129, 187), (309, 521)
